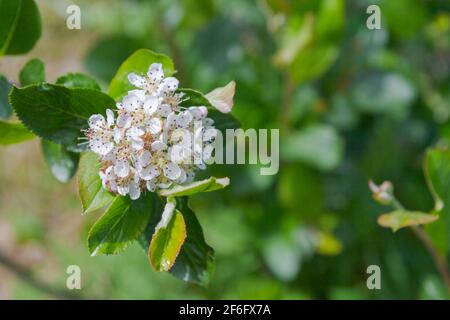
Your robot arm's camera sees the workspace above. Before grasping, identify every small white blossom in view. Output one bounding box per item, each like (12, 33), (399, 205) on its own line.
(86, 63), (218, 200)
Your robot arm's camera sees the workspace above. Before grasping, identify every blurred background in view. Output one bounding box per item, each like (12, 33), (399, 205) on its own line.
(0, 0), (449, 299)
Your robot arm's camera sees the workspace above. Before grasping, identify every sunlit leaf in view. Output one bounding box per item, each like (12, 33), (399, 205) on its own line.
(139, 198), (215, 286)
(424, 148), (450, 254)
(159, 177), (230, 197)
(149, 206), (186, 272)
(378, 210), (438, 232)
(0, 119), (34, 145)
(108, 49), (174, 100)
(316, 231), (343, 255)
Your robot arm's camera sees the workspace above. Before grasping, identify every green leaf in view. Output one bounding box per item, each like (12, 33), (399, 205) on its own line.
(88, 193), (154, 255)
(424, 148), (450, 254)
(208, 109), (241, 133)
(169, 198), (215, 286)
(0, 75), (12, 119)
(108, 49), (175, 100)
(281, 124), (344, 171)
(178, 88), (211, 107)
(425, 148), (450, 213)
(0, 119), (34, 145)
(19, 58), (45, 86)
(138, 194), (164, 248)
(149, 208), (187, 272)
(419, 275), (450, 300)
(273, 0), (345, 84)
(77, 152), (115, 214)
(159, 177), (230, 197)
(10, 83), (115, 149)
(41, 140), (79, 183)
(351, 73), (415, 119)
(0, 0), (42, 55)
(56, 73), (101, 90)
(291, 45), (339, 85)
(378, 210), (438, 232)
(179, 88), (240, 132)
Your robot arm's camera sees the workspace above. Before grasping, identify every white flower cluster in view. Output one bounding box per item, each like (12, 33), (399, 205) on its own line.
(85, 63), (217, 200)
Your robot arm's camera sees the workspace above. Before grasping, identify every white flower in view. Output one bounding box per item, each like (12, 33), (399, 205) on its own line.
(188, 106), (208, 120)
(115, 160), (130, 178)
(176, 111), (193, 128)
(140, 165), (160, 181)
(87, 111), (115, 155)
(129, 181), (141, 200)
(122, 94), (141, 112)
(127, 63), (179, 97)
(147, 118), (162, 135)
(163, 162), (182, 180)
(85, 62), (219, 200)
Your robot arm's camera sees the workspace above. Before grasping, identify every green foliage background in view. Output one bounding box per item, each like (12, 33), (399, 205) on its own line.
(0, 0), (449, 299)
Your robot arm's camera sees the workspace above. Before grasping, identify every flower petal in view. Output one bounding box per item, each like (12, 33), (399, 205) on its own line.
(88, 114), (105, 130)
(163, 162), (182, 180)
(147, 63), (164, 82)
(146, 179), (157, 192)
(131, 138), (144, 150)
(115, 160), (130, 178)
(143, 96), (159, 114)
(117, 185), (129, 196)
(89, 139), (113, 156)
(129, 181), (141, 200)
(106, 109), (115, 127)
(127, 126), (145, 138)
(185, 171), (195, 183)
(169, 145), (191, 163)
(151, 140), (167, 152)
(205, 80), (236, 113)
(176, 111), (193, 128)
(203, 128), (217, 141)
(140, 165), (160, 181)
(113, 128), (122, 143)
(128, 89), (146, 101)
(175, 169), (187, 184)
(188, 106), (208, 120)
(196, 162), (206, 170)
(137, 150), (152, 168)
(156, 104), (172, 117)
(122, 94), (141, 112)
(147, 118), (162, 135)
(117, 113), (132, 129)
(160, 77), (179, 94)
(128, 73), (146, 88)
(203, 117), (214, 127)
